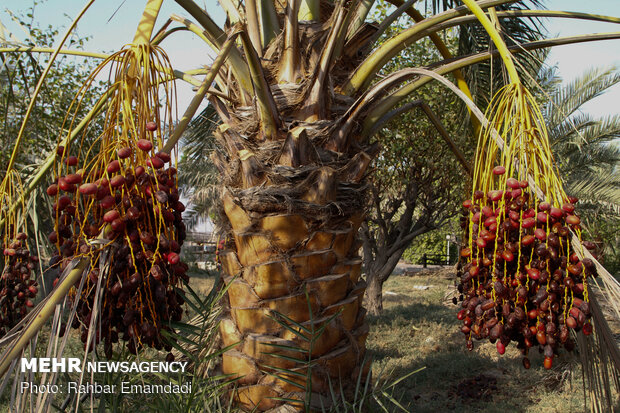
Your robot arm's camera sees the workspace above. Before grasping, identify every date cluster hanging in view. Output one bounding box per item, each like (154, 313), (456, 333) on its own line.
(1, 232), (38, 337)
(456, 84), (599, 369)
(47, 126), (188, 357)
(457, 168), (598, 368)
(0, 172), (39, 338)
(46, 43), (188, 359)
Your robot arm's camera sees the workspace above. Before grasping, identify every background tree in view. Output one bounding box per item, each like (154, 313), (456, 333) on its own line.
(362, 120), (466, 314)
(541, 66), (620, 274)
(0, 8), (104, 254)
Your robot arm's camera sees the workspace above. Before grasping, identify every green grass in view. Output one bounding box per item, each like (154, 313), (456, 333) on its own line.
(187, 268), (217, 297)
(367, 270), (589, 412)
(0, 268), (604, 412)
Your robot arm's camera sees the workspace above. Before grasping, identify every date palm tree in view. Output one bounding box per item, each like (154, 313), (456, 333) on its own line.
(168, 1), (620, 410)
(1, 0), (620, 411)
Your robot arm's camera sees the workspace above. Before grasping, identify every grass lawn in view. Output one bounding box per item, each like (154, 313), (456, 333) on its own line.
(187, 267), (217, 297)
(188, 266), (594, 412)
(369, 269), (589, 412)
(0, 267), (602, 412)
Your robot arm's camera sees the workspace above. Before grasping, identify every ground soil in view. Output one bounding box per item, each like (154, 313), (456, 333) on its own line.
(367, 265), (599, 412)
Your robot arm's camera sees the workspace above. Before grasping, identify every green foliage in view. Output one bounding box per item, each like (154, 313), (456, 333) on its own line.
(542, 67), (620, 208)
(401, 219), (459, 264)
(0, 4), (105, 253)
(540, 66), (620, 276)
(177, 105), (220, 230)
(370, 105), (465, 228)
(362, 2), (472, 291)
(0, 7), (103, 170)
(369, 1), (471, 217)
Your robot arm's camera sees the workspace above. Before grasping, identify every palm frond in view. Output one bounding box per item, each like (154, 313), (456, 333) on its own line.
(536, 67), (620, 216)
(564, 143), (620, 173)
(546, 67), (620, 129)
(552, 114), (620, 150)
(568, 177), (620, 213)
(549, 112), (598, 147)
(178, 104), (221, 230)
(456, 0), (547, 108)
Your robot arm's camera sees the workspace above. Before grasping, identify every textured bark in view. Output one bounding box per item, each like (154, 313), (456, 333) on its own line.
(215, 109), (375, 410)
(363, 243), (408, 316)
(196, 4), (382, 410)
(219, 185), (370, 411)
(365, 273), (384, 316)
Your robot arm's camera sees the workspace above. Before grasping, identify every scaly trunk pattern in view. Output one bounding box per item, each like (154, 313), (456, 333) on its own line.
(209, 6), (378, 408)
(173, 0), (538, 410)
(216, 123), (373, 410)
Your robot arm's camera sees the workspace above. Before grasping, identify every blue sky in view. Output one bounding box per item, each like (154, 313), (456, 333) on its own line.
(544, 0), (620, 115)
(1, 0), (224, 113)
(1, 0), (619, 115)
(1, 0), (617, 232)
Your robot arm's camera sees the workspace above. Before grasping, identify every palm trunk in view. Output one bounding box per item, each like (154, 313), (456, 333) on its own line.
(215, 124), (372, 410)
(171, 1), (505, 409)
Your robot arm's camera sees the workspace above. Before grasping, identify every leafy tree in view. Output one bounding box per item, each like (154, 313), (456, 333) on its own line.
(1, 9), (102, 169)
(0, 7), (105, 252)
(359, 24), (471, 313)
(362, 112), (467, 313)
